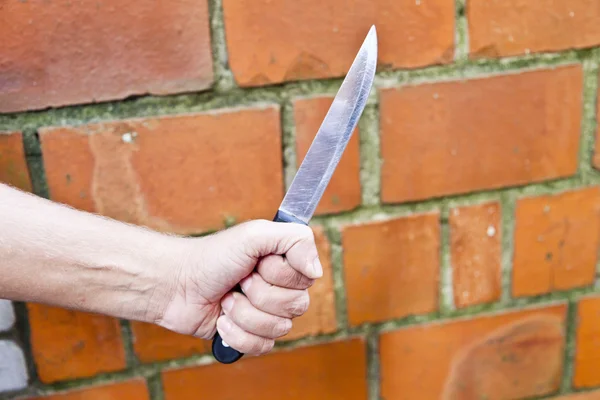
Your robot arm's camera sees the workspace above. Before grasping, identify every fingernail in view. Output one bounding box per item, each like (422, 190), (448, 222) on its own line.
(221, 295), (234, 313)
(313, 257), (323, 278)
(240, 275), (253, 292)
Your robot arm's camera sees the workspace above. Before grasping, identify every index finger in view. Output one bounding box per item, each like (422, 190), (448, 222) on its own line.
(243, 220), (323, 279)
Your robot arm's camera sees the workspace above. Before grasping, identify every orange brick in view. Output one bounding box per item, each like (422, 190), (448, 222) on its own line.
(450, 202), (502, 308)
(130, 322), (211, 364)
(380, 304), (567, 399)
(342, 213), (439, 326)
(574, 296), (600, 388)
(468, 0), (600, 59)
(552, 390), (600, 400)
(294, 96), (361, 215)
(39, 107), (282, 235)
(130, 226), (336, 362)
(162, 339), (368, 400)
(24, 379), (149, 400)
(380, 66), (582, 203)
(513, 187), (600, 297)
(280, 226), (337, 340)
(0, 0), (213, 113)
(27, 304), (126, 383)
(222, 0), (454, 86)
(0, 131), (32, 191)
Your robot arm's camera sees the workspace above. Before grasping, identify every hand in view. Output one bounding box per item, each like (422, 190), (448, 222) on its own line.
(156, 220), (323, 356)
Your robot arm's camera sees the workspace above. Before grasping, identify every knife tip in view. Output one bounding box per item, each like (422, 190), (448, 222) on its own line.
(366, 25), (378, 54)
(367, 25), (377, 46)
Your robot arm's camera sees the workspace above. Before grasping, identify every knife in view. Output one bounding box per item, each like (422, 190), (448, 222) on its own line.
(212, 25), (378, 364)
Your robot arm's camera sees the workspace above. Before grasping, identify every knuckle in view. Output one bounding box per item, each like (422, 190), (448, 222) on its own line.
(260, 339), (275, 355)
(237, 311), (253, 329)
(250, 289), (268, 310)
(272, 318), (292, 337)
(236, 334), (264, 354)
(241, 219), (269, 238)
(299, 225), (315, 241)
(237, 336), (253, 353)
(274, 267), (309, 289)
(250, 339), (263, 354)
(244, 336), (269, 355)
(292, 272), (309, 288)
(282, 270), (302, 288)
(287, 291), (310, 317)
(274, 267), (291, 284)
(242, 221), (260, 237)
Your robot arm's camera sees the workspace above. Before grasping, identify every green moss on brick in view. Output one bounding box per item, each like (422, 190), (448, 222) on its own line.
(322, 224), (348, 332)
(146, 373), (165, 400)
(222, 215), (237, 228)
(366, 330), (380, 400)
(579, 58), (600, 182)
(119, 320), (138, 369)
(500, 191), (517, 304)
(439, 216), (455, 315)
(207, 0), (235, 92)
(454, 0), (469, 62)
(357, 103), (380, 207)
(280, 102), (297, 191)
(25, 156), (49, 199)
(559, 301), (579, 394)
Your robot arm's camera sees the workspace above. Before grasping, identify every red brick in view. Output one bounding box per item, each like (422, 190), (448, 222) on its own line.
(468, 0), (600, 59)
(574, 296), (600, 388)
(130, 226), (336, 362)
(294, 96), (361, 215)
(450, 202), (502, 308)
(27, 304), (126, 383)
(162, 339), (368, 400)
(130, 322), (211, 364)
(513, 187), (600, 297)
(0, 0), (213, 113)
(23, 379), (149, 400)
(380, 304), (567, 399)
(0, 131), (31, 191)
(39, 107), (282, 235)
(222, 0), (454, 86)
(342, 213), (439, 326)
(380, 66), (582, 203)
(553, 390), (600, 400)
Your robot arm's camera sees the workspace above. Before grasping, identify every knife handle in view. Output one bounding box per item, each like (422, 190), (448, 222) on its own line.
(211, 210), (307, 364)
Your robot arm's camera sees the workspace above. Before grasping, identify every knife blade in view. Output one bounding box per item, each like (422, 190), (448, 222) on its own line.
(212, 25), (378, 364)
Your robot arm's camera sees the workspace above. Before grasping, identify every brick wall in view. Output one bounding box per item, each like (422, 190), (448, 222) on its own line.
(1, 0), (600, 399)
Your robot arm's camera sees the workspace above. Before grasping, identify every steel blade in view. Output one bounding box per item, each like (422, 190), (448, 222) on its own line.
(279, 26), (377, 223)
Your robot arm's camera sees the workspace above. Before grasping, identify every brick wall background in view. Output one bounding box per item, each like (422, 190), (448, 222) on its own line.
(1, 0), (600, 399)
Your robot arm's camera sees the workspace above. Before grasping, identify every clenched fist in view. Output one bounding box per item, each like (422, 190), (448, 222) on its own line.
(158, 220), (322, 355)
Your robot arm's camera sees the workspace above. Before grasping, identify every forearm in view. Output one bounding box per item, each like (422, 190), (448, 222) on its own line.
(0, 183), (182, 323)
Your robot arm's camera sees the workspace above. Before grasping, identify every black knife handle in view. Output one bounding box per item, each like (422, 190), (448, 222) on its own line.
(211, 210), (308, 364)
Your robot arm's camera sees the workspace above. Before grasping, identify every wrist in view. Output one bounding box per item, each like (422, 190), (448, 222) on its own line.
(126, 232), (188, 325)
(71, 224), (188, 325)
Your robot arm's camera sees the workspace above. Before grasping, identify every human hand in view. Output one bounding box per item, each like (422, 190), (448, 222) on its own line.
(156, 220), (322, 356)
(0, 185), (321, 359)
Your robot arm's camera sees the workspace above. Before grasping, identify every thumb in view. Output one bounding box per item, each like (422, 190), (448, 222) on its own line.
(238, 219), (323, 280)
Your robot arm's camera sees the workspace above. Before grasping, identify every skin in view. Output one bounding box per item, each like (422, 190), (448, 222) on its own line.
(0, 183), (322, 356)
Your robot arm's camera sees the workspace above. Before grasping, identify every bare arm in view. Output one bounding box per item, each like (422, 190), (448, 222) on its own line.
(0, 183), (322, 355)
(0, 182), (180, 323)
